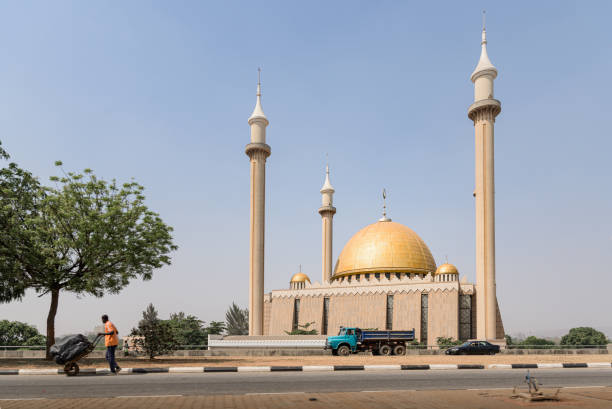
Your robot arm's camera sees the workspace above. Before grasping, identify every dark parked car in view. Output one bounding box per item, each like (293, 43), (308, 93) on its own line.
(445, 340), (500, 355)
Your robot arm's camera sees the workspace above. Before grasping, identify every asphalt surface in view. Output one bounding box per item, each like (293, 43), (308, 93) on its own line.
(0, 368), (610, 399)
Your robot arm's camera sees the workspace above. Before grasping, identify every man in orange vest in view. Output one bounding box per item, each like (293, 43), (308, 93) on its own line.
(98, 314), (121, 374)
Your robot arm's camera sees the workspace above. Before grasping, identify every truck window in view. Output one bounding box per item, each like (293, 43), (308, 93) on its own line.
(346, 329), (354, 335)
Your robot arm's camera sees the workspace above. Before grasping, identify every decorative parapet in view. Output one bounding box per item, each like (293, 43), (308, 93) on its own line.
(267, 281), (476, 299)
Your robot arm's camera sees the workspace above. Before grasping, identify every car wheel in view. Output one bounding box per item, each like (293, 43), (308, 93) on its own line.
(337, 345), (351, 357)
(393, 345), (406, 356)
(379, 344), (392, 356)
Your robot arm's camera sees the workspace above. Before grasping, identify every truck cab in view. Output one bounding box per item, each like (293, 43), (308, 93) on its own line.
(325, 327), (360, 356)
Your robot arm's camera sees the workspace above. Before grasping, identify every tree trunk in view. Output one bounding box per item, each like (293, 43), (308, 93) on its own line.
(45, 288), (59, 360)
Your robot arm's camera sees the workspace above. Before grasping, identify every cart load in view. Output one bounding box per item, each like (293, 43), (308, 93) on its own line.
(50, 334), (93, 365)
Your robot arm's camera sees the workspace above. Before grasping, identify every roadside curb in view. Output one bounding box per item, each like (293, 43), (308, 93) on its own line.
(1, 362), (610, 376)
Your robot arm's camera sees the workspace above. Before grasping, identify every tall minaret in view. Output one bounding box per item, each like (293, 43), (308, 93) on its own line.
(319, 164), (336, 283)
(246, 69), (271, 335)
(468, 14), (501, 341)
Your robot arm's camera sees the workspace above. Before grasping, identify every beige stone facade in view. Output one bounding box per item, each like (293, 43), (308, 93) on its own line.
(262, 274), (498, 345)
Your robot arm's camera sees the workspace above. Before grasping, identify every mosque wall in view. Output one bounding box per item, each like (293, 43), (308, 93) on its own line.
(327, 293), (387, 334)
(392, 292), (421, 340)
(298, 296), (324, 334)
(266, 297), (293, 335)
(427, 289), (459, 344)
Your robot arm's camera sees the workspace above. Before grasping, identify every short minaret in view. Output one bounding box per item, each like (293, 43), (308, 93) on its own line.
(468, 14), (501, 341)
(246, 69), (271, 336)
(319, 165), (336, 283)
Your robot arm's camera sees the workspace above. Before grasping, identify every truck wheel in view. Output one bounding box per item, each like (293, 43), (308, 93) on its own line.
(379, 344), (392, 356)
(393, 345), (406, 356)
(331, 349), (338, 356)
(337, 345), (351, 357)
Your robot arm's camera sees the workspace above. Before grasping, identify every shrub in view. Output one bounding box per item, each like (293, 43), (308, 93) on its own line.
(561, 327), (608, 347)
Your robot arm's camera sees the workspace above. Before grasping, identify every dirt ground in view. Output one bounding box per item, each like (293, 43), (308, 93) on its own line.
(1, 388), (611, 409)
(2, 353), (610, 369)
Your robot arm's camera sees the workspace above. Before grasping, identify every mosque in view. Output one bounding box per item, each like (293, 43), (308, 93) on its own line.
(244, 22), (505, 345)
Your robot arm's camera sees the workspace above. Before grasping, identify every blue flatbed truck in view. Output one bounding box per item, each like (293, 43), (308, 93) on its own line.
(325, 327), (415, 356)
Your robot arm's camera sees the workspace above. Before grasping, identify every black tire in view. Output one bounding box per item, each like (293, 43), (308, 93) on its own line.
(393, 345), (406, 356)
(379, 344), (392, 356)
(64, 362), (79, 377)
(337, 345), (351, 357)
(331, 349), (338, 356)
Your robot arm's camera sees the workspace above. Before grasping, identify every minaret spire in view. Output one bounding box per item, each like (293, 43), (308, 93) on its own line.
(319, 161), (337, 283)
(471, 11), (497, 83)
(249, 67), (268, 125)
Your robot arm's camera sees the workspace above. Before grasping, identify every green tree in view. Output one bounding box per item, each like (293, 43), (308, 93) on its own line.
(285, 322), (318, 335)
(518, 336), (555, 349)
(131, 304), (179, 359)
(225, 302), (249, 335)
(205, 321), (226, 336)
(436, 337), (462, 348)
(0, 154), (177, 359)
(0, 320), (46, 346)
(561, 327), (608, 347)
(504, 334), (513, 345)
(168, 312), (207, 346)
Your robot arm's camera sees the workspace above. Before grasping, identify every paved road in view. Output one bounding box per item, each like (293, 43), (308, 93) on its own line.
(0, 368), (610, 399)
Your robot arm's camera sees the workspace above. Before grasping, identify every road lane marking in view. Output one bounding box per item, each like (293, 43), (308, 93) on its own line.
(0, 398), (46, 401)
(116, 395), (183, 398)
(245, 392), (305, 395)
(361, 390), (416, 393)
(562, 386), (606, 389)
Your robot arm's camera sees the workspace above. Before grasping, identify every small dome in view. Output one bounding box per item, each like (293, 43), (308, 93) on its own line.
(290, 272), (311, 283)
(435, 263), (459, 275)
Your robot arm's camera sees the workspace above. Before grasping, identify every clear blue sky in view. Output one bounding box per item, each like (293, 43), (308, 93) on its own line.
(1, 1), (610, 338)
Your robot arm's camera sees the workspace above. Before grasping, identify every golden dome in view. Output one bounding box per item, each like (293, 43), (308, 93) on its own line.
(332, 220), (437, 279)
(435, 263), (459, 275)
(290, 272), (311, 283)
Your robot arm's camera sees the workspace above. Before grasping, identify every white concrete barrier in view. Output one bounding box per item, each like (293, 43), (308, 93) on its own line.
(237, 366), (271, 372)
(302, 365), (334, 371)
(537, 363), (563, 369)
(586, 362), (611, 368)
(429, 364), (457, 370)
(169, 367), (204, 373)
(488, 364), (512, 369)
(364, 365), (401, 371)
(18, 369), (59, 375)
